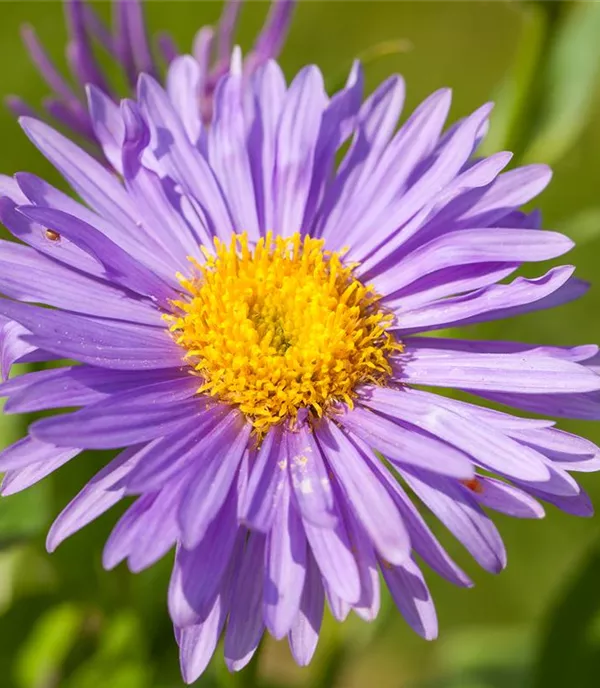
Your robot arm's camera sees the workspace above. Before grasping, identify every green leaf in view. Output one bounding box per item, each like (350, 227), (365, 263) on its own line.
(480, 3), (547, 156)
(0, 481), (53, 547)
(523, 3), (600, 164)
(63, 611), (153, 688)
(557, 207), (600, 247)
(0, 378), (51, 546)
(14, 603), (85, 688)
(531, 537), (600, 688)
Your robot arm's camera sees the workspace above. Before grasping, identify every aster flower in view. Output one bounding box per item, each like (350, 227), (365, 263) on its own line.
(7, 0), (295, 147)
(1, 53), (600, 683)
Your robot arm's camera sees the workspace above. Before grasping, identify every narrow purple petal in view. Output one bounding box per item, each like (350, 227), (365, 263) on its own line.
(287, 424), (336, 528)
(251, 0), (295, 63)
(472, 477), (544, 519)
(170, 493), (239, 627)
(372, 228), (572, 296)
(381, 557), (438, 640)
(167, 56), (203, 145)
(123, 0), (157, 79)
(0, 300), (182, 371)
(288, 551), (324, 666)
(0, 435), (79, 472)
(65, 0), (111, 92)
(402, 470), (507, 573)
(224, 532), (266, 672)
(86, 85), (125, 172)
(31, 380), (202, 449)
(274, 66), (327, 237)
(21, 25), (78, 103)
(241, 424), (287, 532)
(138, 74), (235, 241)
(0, 238), (161, 325)
(178, 417), (251, 548)
(47, 445), (144, 552)
(1, 446), (81, 496)
(317, 421), (411, 565)
(1, 367), (180, 415)
(17, 206), (178, 306)
(392, 266), (583, 335)
(264, 483), (307, 639)
(209, 60), (260, 238)
(362, 387), (551, 482)
(340, 405), (474, 479)
(122, 407), (235, 493)
(178, 592), (228, 684)
(398, 347), (600, 394)
(302, 505), (361, 604)
(372, 461), (472, 587)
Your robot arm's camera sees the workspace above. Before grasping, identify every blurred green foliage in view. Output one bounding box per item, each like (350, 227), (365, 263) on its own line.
(1, 1), (600, 687)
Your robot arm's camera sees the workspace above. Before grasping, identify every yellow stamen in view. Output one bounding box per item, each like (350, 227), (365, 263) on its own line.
(166, 232), (402, 433)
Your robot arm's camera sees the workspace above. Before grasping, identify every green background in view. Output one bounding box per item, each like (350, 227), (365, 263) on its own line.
(2, 1), (600, 686)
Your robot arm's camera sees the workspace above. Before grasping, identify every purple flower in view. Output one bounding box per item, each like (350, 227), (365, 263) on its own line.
(7, 0), (295, 149)
(1, 53), (600, 682)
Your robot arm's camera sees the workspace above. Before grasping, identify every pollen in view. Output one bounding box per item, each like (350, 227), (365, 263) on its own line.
(166, 232), (402, 433)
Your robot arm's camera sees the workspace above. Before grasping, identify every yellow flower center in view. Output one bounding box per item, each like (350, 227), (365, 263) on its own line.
(167, 232), (401, 433)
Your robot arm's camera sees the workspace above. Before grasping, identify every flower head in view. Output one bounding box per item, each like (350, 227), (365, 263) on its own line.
(1, 54), (600, 682)
(7, 0), (295, 148)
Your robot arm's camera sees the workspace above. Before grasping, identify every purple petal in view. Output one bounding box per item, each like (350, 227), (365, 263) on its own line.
(86, 85), (125, 172)
(31, 380), (202, 449)
(363, 387), (551, 482)
(0, 300), (182, 370)
(0, 238), (161, 325)
(122, 0), (156, 78)
(402, 470), (506, 573)
(249, 60), (286, 232)
(393, 266), (584, 335)
(224, 532), (266, 672)
(178, 592), (228, 684)
(1, 367), (180, 415)
(137, 74), (234, 241)
(319, 75), (408, 244)
(471, 477), (544, 519)
(47, 445), (143, 552)
(1, 447), (81, 496)
(302, 505), (361, 604)
(178, 417), (251, 548)
(0, 435), (80, 472)
(287, 423), (336, 528)
(251, 0), (296, 64)
(209, 61), (260, 238)
(381, 557), (438, 640)
(340, 405), (474, 478)
(316, 421), (411, 565)
(370, 459), (472, 587)
(241, 424), (288, 532)
(372, 228), (572, 296)
(169, 493), (239, 627)
(17, 206), (178, 306)
(264, 483), (307, 639)
(166, 56), (203, 145)
(274, 66), (327, 237)
(123, 407), (236, 493)
(398, 346), (600, 394)
(288, 550), (324, 666)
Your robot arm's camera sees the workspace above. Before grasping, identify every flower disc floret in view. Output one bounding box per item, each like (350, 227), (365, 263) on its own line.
(168, 232), (401, 431)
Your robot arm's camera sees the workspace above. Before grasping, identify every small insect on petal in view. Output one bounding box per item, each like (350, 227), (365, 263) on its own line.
(45, 229), (61, 242)
(461, 478), (485, 494)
